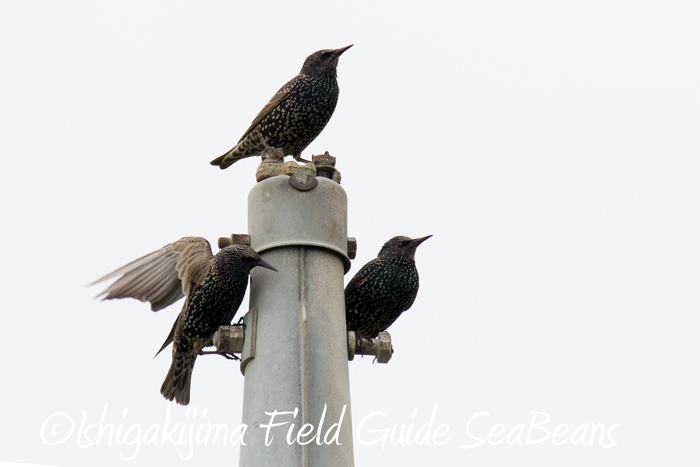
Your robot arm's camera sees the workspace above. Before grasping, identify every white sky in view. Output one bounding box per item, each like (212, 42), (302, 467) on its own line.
(1, 1), (699, 466)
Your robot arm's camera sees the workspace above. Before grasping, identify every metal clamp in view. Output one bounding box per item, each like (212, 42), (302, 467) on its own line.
(289, 174), (318, 191)
(256, 145), (319, 184)
(213, 308), (258, 375)
(347, 331), (393, 363)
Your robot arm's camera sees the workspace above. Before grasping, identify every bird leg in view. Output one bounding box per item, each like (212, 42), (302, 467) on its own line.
(354, 331), (367, 353)
(293, 154), (312, 163)
(199, 349), (241, 361)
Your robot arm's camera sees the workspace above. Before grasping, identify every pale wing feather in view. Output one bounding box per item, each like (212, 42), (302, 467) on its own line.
(91, 236), (213, 311)
(91, 248), (182, 311)
(172, 239), (214, 305)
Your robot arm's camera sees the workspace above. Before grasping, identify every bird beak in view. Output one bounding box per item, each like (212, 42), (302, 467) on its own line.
(255, 258), (278, 272)
(332, 44), (353, 57)
(409, 235), (432, 249)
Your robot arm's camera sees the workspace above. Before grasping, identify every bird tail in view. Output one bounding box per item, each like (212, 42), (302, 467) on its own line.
(161, 350), (197, 406)
(210, 146), (248, 170)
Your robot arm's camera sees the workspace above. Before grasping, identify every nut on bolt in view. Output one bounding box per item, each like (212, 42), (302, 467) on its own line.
(347, 237), (357, 260)
(214, 325), (245, 354)
(376, 332), (393, 364)
(218, 234), (251, 249)
(347, 330), (393, 363)
(312, 152), (341, 184)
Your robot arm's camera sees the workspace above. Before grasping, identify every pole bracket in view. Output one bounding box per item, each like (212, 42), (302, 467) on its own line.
(347, 331), (393, 363)
(212, 308), (258, 375)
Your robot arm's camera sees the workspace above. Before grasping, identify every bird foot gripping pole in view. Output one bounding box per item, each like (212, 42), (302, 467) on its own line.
(213, 308), (257, 373)
(347, 331), (394, 363)
(239, 153), (355, 467)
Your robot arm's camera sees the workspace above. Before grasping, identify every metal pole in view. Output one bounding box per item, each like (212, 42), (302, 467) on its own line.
(239, 161), (354, 466)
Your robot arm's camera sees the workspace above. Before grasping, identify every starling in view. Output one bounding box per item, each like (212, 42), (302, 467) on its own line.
(210, 45), (353, 169)
(91, 237), (277, 405)
(345, 236), (432, 339)
(161, 244), (275, 405)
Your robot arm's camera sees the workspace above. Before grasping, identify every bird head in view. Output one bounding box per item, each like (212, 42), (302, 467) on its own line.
(216, 245), (278, 274)
(378, 235), (432, 260)
(300, 45), (353, 78)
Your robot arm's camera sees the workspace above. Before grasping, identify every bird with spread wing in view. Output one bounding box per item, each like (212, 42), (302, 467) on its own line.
(91, 237), (276, 405)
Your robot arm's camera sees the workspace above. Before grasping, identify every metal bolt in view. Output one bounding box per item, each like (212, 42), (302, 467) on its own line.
(376, 332), (393, 363)
(312, 151), (336, 167)
(312, 152), (341, 184)
(347, 330), (393, 363)
(213, 325), (245, 354)
(347, 237), (357, 260)
(347, 331), (356, 361)
(212, 309), (258, 376)
(218, 234), (251, 249)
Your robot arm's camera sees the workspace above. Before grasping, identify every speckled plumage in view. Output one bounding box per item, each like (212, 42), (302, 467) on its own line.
(345, 236), (431, 339)
(210, 45), (352, 169)
(91, 238), (276, 406)
(161, 244), (276, 405)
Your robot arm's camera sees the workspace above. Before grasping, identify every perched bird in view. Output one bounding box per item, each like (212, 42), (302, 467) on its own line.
(345, 236), (432, 339)
(210, 45), (353, 169)
(91, 237), (276, 405)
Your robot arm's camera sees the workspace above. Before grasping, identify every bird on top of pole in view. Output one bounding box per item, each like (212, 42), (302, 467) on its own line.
(345, 235), (432, 340)
(90, 237), (277, 405)
(210, 45), (353, 169)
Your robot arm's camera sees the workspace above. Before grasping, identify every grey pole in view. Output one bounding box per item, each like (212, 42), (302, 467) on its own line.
(239, 156), (354, 466)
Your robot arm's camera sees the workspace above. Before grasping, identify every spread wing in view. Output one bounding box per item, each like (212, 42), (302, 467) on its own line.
(91, 236), (214, 311)
(171, 237), (215, 306)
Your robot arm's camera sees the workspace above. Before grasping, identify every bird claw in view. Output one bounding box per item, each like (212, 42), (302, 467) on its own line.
(199, 349), (240, 361)
(354, 332), (366, 353)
